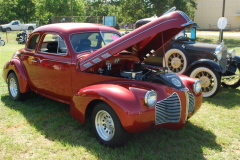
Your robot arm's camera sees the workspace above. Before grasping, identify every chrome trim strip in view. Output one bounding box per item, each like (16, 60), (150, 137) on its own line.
(18, 54), (74, 65)
(188, 92), (195, 114)
(185, 91), (189, 120)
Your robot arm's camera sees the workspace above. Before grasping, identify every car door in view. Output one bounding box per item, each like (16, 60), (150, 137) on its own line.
(11, 21), (21, 30)
(23, 32), (72, 102)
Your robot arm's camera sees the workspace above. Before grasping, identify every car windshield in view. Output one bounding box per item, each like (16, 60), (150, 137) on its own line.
(70, 32), (120, 52)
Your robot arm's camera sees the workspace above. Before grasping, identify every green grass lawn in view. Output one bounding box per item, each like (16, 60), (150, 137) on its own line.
(0, 31), (240, 160)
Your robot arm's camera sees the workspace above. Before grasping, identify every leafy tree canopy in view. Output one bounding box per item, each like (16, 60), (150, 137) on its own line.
(0, 0), (197, 25)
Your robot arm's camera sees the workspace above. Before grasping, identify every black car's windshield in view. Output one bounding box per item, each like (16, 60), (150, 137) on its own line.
(70, 32), (120, 52)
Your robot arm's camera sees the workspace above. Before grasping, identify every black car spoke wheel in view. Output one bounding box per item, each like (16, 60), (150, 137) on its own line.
(91, 102), (131, 148)
(190, 67), (221, 97)
(222, 66), (240, 88)
(7, 72), (25, 100)
(163, 48), (188, 74)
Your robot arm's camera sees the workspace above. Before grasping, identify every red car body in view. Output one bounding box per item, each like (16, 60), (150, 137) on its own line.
(3, 11), (202, 147)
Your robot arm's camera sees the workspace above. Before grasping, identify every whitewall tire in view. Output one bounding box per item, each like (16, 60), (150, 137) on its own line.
(163, 48), (188, 74)
(190, 67), (221, 97)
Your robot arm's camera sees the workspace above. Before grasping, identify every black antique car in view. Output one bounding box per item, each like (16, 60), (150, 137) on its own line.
(136, 16), (240, 97)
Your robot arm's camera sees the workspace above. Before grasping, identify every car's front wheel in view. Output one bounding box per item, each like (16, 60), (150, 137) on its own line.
(222, 66), (240, 88)
(91, 102), (131, 147)
(190, 67), (221, 97)
(7, 72), (25, 100)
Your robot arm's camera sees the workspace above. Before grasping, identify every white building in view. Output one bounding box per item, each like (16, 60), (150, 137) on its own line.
(194, 0), (240, 30)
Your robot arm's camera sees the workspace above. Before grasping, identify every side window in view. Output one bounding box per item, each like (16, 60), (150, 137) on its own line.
(13, 21), (18, 25)
(27, 34), (39, 50)
(39, 33), (68, 55)
(101, 32), (120, 46)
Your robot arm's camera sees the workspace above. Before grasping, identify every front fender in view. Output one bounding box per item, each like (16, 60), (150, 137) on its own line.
(3, 58), (30, 93)
(233, 55), (240, 67)
(70, 83), (153, 133)
(184, 59), (222, 75)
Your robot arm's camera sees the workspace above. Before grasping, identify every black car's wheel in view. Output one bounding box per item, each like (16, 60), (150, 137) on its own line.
(7, 72), (25, 100)
(190, 67), (221, 97)
(0, 40), (5, 46)
(91, 102), (131, 147)
(163, 48), (189, 74)
(222, 66), (240, 88)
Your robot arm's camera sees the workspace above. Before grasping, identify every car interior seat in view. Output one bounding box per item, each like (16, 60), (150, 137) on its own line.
(46, 42), (58, 53)
(77, 39), (92, 52)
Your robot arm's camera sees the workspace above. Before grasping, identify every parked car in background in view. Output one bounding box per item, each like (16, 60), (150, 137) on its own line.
(3, 11), (203, 147)
(0, 20), (36, 32)
(136, 16), (240, 97)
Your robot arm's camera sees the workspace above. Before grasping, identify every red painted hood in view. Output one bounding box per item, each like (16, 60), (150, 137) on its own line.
(80, 11), (194, 71)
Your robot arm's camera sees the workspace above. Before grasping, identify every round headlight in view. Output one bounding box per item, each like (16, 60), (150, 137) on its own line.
(144, 90), (157, 107)
(193, 80), (202, 94)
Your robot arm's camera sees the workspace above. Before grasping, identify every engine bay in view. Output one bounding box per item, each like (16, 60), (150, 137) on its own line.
(83, 52), (186, 90)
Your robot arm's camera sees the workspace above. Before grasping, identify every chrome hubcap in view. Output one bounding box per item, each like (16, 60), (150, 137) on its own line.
(95, 110), (115, 141)
(171, 57), (181, 68)
(9, 78), (18, 97)
(199, 76), (211, 87)
(168, 53), (184, 72)
(195, 71), (214, 92)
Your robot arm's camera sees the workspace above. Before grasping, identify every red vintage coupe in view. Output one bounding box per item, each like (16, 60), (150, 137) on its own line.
(3, 11), (202, 147)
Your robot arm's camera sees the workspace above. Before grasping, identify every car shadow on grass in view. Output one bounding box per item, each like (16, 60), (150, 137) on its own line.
(203, 87), (240, 109)
(1, 93), (222, 160)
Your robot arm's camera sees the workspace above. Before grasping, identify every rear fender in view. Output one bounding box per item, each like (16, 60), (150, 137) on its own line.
(184, 59), (222, 75)
(3, 59), (30, 93)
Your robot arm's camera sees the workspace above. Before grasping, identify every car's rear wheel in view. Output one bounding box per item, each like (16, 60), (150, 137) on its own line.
(28, 26), (34, 31)
(222, 66), (240, 88)
(190, 67), (221, 97)
(91, 102), (131, 147)
(163, 48), (189, 74)
(7, 72), (25, 100)
(6, 28), (11, 32)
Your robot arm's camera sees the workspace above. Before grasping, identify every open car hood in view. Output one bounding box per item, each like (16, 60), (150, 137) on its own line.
(80, 11), (194, 71)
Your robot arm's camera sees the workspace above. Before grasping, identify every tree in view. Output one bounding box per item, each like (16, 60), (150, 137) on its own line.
(15, 0), (36, 23)
(0, 0), (18, 23)
(0, 0), (197, 26)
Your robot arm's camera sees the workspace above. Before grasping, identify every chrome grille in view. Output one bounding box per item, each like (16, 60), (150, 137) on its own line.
(155, 92), (181, 125)
(188, 92), (195, 113)
(219, 49), (228, 73)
